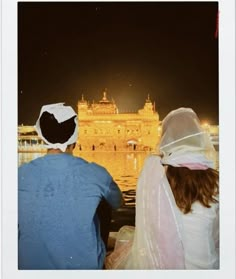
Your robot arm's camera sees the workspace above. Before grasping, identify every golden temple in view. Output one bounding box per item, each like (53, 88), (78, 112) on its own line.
(76, 90), (160, 151)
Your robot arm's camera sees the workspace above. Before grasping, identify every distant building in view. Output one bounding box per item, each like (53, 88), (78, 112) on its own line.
(77, 90), (160, 151)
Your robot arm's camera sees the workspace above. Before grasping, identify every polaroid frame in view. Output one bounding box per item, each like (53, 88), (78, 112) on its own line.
(1, 0), (235, 278)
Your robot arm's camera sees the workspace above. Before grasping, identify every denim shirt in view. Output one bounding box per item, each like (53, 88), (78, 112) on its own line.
(18, 153), (122, 269)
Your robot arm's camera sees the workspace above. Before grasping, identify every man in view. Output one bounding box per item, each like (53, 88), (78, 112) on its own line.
(18, 103), (123, 269)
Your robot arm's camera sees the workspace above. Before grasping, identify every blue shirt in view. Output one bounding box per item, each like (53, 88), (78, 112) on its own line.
(18, 153), (122, 269)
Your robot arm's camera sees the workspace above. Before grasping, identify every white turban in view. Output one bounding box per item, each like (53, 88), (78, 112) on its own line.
(35, 103), (79, 152)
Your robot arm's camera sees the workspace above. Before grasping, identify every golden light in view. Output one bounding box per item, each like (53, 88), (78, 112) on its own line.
(202, 121), (210, 127)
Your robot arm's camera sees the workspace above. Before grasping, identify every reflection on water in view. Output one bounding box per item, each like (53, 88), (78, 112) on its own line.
(18, 151), (219, 231)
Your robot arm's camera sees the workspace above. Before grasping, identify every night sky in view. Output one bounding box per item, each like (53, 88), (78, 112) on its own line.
(18, 1), (219, 125)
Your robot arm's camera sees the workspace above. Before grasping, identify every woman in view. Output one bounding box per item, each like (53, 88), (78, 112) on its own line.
(105, 107), (219, 269)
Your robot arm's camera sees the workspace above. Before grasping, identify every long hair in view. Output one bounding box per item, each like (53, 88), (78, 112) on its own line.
(166, 165), (219, 214)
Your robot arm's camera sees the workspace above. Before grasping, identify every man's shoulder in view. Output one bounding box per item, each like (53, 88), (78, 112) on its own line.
(83, 161), (111, 180)
(18, 157), (45, 178)
(71, 158), (111, 184)
(72, 156), (107, 171)
(69, 156), (92, 169)
(19, 156), (44, 170)
(89, 162), (108, 173)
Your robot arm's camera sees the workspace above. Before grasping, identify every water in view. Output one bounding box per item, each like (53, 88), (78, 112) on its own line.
(18, 150), (219, 231)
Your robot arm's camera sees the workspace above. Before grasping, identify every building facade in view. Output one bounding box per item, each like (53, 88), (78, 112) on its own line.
(77, 91), (160, 151)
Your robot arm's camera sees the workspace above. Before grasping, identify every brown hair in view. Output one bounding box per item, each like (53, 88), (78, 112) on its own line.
(166, 166), (219, 214)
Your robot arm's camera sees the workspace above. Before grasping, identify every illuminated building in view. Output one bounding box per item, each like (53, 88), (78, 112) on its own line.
(77, 90), (160, 151)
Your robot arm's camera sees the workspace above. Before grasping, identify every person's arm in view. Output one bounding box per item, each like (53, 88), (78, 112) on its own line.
(97, 177), (123, 250)
(106, 178), (124, 209)
(89, 162), (124, 209)
(212, 202), (219, 252)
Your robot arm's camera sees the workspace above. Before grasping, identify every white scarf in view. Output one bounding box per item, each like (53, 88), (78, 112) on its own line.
(35, 103), (79, 152)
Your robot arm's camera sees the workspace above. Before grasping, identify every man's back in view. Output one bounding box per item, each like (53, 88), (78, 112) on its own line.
(18, 153), (122, 269)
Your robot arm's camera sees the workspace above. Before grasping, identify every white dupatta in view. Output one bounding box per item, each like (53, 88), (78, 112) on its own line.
(105, 155), (185, 269)
(127, 155), (185, 269)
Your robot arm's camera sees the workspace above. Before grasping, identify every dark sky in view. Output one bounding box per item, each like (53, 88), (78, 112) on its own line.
(18, 1), (219, 125)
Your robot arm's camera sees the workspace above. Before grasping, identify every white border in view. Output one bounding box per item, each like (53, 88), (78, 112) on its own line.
(1, 0), (235, 278)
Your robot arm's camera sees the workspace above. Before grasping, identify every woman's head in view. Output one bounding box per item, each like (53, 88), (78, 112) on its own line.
(158, 108), (219, 213)
(158, 108), (216, 170)
(160, 108), (205, 150)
